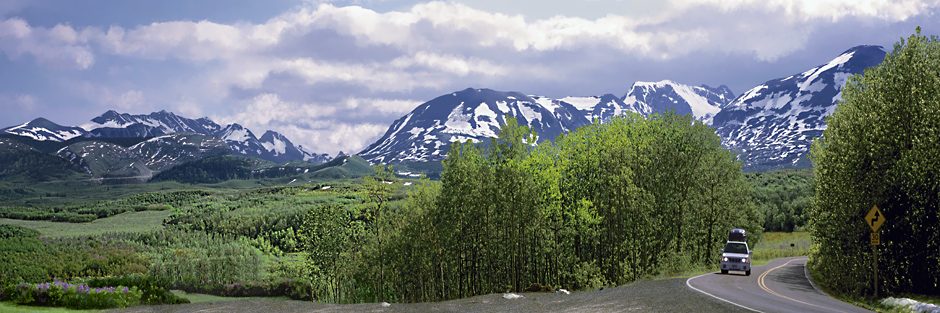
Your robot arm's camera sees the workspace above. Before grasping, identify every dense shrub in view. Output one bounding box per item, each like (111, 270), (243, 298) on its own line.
(0, 224), (40, 238)
(89, 274), (189, 305)
(170, 278), (312, 301)
(133, 228), (264, 288)
(0, 235), (149, 287)
(0, 190), (209, 223)
(9, 280), (142, 309)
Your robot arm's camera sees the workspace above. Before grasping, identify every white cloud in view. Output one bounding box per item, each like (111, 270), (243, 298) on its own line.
(213, 93), (421, 155)
(3, 0), (940, 155)
(0, 17), (95, 69)
(670, 0), (934, 22)
(70, 82), (151, 112)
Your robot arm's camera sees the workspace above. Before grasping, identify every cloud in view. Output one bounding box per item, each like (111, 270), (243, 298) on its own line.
(3, 0), (940, 155)
(0, 93), (41, 111)
(69, 82), (151, 112)
(0, 17), (95, 69)
(213, 92), (420, 155)
(99, 20), (268, 60)
(670, 0), (934, 22)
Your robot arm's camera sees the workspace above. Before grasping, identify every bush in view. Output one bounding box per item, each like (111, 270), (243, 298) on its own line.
(0, 224), (40, 238)
(89, 274), (188, 305)
(9, 280), (143, 309)
(0, 235), (149, 287)
(170, 278), (312, 301)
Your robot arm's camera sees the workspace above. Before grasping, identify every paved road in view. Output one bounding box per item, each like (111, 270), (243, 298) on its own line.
(687, 256), (872, 313)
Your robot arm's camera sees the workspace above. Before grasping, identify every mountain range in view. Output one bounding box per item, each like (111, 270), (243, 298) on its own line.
(2, 110), (332, 164)
(360, 45), (885, 171)
(1, 44), (887, 177)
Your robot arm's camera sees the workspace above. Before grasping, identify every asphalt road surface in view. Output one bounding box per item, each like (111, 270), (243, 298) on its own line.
(687, 256), (872, 313)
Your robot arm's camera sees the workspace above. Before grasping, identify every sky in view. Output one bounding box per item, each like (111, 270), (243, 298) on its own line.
(1, 0), (938, 156)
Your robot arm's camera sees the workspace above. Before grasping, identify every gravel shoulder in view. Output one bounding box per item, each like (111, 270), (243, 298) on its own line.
(107, 278), (753, 313)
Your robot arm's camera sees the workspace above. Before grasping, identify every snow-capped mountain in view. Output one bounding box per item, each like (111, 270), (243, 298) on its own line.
(82, 110), (221, 138)
(359, 88), (593, 164)
(622, 80), (735, 124)
(1, 118), (87, 141)
(3, 110), (333, 165)
(712, 45), (886, 170)
(55, 141), (152, 181)
(358, 83), (739, 164)
(298, 145), (332, 163)
(556, 94), (637, 124)
(258, 131), (308, 163)
(216, 123), (268, 157)
(79, 110), (329, 163)
(128, 133), (231, 171)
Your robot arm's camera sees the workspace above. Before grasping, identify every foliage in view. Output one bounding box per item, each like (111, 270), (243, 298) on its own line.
(164, 278), (312, 301)
(0, 224), (40, 239)
(149, 155), (267, 183)
(0, 190), (208, 223)
(0, 210), (170, 238)
(133, 228), (264, 288)
(809, 27), (940, 296)
(88, 274), (189, 305)
(0, 235), (149, 288)
(360, 113), (761, 303)
(163, 185), (365, 254)
(7, 280), (142, 309)
(745, 168), (815, 232)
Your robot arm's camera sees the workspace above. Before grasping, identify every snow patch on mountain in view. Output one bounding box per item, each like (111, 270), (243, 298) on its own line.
(712, 45), (886, 171)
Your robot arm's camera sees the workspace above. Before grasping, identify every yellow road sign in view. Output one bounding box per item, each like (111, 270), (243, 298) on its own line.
(866, 205), (885, 232)
(871, 232), (880, 245)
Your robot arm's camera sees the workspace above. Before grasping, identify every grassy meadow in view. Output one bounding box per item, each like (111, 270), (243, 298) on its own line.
(751, 232), (812, 266)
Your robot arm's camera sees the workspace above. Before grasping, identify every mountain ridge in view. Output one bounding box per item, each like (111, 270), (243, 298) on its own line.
(2, 111), (334, 164)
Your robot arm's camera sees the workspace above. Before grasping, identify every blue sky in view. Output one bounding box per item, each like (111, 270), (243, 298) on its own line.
(1, 0), (937, 155)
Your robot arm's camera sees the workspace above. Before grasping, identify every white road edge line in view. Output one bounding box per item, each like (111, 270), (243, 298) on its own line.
(687, 273), (765, 313)
(800, 257), (826, 294)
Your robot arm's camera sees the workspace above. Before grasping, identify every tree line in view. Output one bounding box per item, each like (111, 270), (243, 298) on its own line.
(810, 27), (940, 296)
(304, 112), (762, 303)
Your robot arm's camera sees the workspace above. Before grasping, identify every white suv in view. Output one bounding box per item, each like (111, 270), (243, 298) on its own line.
(720, 241), (752, 276)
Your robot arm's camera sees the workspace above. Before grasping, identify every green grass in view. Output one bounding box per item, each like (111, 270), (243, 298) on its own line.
(751, 232), (812, 265)
(0, 302), (104, 313)
(169, 290), (292, 304)
(0, 210), (170, 237)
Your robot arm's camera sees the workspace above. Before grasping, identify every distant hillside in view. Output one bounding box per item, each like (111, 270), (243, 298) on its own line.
(151, 155), (374, 184)
(0, 138), (88, 182)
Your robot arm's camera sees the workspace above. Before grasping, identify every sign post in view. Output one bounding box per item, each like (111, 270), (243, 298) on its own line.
(865, 205), (885, 298)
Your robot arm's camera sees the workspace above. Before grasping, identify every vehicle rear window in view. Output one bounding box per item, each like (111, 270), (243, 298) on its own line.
(724, 242), (748, 254)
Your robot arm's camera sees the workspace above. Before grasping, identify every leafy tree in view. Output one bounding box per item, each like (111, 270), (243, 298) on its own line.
(810, 27), (940, 295)
(359, 164), (400, 302)
(382, 112), (759, 302)
(746, 168), (815, 232)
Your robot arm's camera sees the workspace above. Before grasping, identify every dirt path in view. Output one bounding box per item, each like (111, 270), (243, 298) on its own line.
(107, 278), (752, 313)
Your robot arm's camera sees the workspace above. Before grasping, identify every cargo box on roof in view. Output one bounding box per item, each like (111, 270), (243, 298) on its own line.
(729, 229), (746, 242)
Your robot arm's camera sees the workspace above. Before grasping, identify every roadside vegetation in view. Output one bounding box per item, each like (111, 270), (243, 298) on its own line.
(809, 27), (940, 300)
